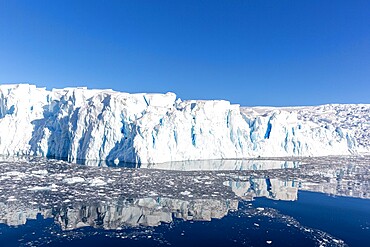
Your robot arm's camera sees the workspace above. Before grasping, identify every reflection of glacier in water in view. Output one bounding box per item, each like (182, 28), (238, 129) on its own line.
(224, 178), (299, 201)
(56, 198), (238, 230)
(0, 156), (300, 170)
(141, 159), (300, 171)
(0, 156), (369, 246)
(0, 197), (238, 229)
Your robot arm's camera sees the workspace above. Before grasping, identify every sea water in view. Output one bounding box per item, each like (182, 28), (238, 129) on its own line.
(0, 156), (369, 246)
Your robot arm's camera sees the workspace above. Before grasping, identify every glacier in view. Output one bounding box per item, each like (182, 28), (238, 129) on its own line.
(0, 84), (369, 164)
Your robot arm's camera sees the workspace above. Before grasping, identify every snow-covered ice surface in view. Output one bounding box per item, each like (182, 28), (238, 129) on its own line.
(0, 156), (369, 246)
(1, 84), (370, 164)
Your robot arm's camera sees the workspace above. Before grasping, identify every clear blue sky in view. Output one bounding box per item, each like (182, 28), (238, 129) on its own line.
(1, 0), (369, 106)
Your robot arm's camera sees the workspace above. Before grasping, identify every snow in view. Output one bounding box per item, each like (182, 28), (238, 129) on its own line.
(1, 84), (369, 164)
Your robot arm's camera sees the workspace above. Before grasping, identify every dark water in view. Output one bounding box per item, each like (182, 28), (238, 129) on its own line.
(0, 156), (369, 246)
(254, 192), (370, 247)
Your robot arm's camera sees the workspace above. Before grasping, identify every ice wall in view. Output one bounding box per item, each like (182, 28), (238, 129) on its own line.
(0, 84), (368, 164)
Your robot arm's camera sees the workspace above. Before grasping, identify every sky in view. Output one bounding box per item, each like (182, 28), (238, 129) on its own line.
(0, 0), (369, 106)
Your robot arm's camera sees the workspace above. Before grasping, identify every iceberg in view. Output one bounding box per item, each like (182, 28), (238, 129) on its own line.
(0, 84), (369, 164)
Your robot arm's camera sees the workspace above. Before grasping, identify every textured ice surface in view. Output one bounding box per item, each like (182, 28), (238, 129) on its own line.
(0, 156), (369, 227)
(141, 159), (300, 171)
(0, 156), (368, 246)
(1, 84), (370, 164)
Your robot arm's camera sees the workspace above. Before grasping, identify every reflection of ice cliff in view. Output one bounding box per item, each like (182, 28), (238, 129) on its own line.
(0, 157), (368, 229)
(0, 203), (52, 226)
(224, 178), (298, 201)
(0, 198), (237, 229)
(297, 162), (369, 198)
(55, 198), (238, 230)
(142, 159), (300, 171)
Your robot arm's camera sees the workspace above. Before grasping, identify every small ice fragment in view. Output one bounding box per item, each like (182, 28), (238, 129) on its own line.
(31, 170), (48, 175)
(89, 178), (107, 186)
(266, 240), (272, 244)
(76, 222), (89, 228)
(63, 177), (85, 184)
(257, 207), (264, 211)
(27, 186), (51, 191)
(254, 223), (259, 227)
(7, 196), (17, 202)
(180, 191), (191, 196)
(5, 171), (24, 176)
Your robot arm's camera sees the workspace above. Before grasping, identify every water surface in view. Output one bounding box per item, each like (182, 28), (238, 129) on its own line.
(0, 156), (369, 246)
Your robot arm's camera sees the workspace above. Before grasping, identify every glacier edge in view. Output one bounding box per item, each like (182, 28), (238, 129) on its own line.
(0, 84), (369, 164)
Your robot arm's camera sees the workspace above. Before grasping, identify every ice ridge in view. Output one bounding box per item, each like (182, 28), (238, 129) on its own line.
(0, 84), (369, 164)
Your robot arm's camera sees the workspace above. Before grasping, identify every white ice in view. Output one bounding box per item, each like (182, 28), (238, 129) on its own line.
(1, 84), (369, 164)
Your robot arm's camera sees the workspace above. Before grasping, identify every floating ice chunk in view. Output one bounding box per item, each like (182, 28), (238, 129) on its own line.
(7, 196), (17, 202)
(0, 176), (11, 180)
(31, 170), (48, 175)
(180, 191), (192, 196)
(89, 178), (107, 186)
(50, 184), (59, 192)
(63, 177), (85, 184)
(76, 222), (90, 228)
(4, 171), (26, 177)
(27, 186), (51, 191)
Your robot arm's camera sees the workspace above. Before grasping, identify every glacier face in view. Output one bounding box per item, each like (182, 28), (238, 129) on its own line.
(0, 84), (369, 164)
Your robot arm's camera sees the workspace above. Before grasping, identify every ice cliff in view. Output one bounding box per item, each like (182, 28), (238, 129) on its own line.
(0, 84), (369, 164)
